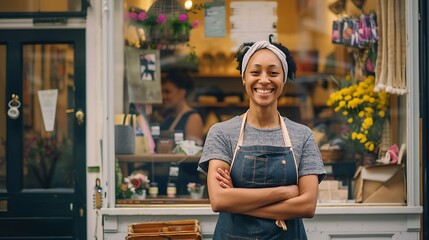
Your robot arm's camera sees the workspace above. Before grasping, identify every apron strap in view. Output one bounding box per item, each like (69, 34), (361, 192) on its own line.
(168, 109), (191, 132)
(278, 112), (299, 184)
(276, 220), (288, 231)
(231, 111), (248, 169)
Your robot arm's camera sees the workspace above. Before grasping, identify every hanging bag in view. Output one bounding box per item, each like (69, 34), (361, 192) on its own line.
(115, 114), (136, 154)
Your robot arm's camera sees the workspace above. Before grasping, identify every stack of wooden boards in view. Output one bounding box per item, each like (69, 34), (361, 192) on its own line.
(125, 219), (203, 240)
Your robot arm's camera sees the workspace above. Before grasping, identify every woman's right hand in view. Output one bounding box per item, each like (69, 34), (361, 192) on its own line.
(216, 168), (233, 188)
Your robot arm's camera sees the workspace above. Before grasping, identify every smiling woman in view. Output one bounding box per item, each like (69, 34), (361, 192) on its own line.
(198, 35), (326, 240)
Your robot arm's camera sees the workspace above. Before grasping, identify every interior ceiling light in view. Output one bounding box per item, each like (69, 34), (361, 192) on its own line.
(184, 0), (193, 10)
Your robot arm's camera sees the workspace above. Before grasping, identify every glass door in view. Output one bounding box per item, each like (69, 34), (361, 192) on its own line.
(0, 29), (86, 239)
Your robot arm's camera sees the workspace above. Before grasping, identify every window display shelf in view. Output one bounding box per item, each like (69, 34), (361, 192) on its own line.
(116, 197), (209, 205)
(116, 154), (201, 163)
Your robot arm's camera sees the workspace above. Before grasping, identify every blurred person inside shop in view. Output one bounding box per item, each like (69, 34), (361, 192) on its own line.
(154, 68), (204, 196)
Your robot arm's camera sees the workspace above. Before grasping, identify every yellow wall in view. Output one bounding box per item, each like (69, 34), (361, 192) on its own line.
(124, 0), (378, 74)
(0, 0), (70, 12)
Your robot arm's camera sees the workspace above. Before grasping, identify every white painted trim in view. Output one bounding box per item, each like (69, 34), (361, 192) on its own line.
(101, 0), (116, 208)
(101, 205), (422, 216)
(406, 0), (421, 207)
(0, 18), (86, 29)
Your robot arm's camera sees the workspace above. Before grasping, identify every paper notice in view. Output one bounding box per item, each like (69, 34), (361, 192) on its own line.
(37, 89), (58, 132)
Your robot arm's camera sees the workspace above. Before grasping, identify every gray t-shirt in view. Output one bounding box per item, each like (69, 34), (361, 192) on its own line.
(198, 116), (326, 182)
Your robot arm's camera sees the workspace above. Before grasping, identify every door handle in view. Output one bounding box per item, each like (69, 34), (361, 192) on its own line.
(7, 94), (21, 120)
(79, 207), (84, 217)
(75, 109), (85, 125)
(0, 200), (7, 212)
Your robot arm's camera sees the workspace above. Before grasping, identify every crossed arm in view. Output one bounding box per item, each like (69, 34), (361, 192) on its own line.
(207, 159), (319, 220)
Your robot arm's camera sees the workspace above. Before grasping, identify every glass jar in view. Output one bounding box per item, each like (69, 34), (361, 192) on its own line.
(167, 183), (176, 198)
(149, 182), (159, 198)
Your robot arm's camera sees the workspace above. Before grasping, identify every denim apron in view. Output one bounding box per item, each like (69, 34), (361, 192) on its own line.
(213, 112), (308, 240)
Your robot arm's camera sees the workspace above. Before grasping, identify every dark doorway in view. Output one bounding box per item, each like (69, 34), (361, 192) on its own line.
(0, 29), (86, 239)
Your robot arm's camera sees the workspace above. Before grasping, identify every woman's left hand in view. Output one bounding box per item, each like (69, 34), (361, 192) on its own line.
(216, 168), (233, 188)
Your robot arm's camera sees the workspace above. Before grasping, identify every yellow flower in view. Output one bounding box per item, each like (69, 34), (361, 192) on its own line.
(345, 75), (351, 81)
(342, 111), (348, 116)
(363, 117), (373, 127)
(364, 107), (374, 114)
(378, 111), (385, 117)
(364, 141), (375, 151)
(359, 81), (369, 88)
(359, 135), (367, 143)
(363, 95), (370, 101)
(357, 133), (364, 140)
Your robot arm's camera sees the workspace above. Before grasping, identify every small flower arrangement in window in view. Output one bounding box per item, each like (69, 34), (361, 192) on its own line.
(116, 171), (150, 199)
(187, 182), (203, 193)
(326, 73), (389, 154)
(187, 182), (205, 199)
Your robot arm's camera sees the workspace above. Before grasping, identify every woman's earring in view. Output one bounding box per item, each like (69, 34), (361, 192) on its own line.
(242, 81), (245, 85)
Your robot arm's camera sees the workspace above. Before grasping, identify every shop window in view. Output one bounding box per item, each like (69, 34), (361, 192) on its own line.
(0, 0), (86, 18)
(115, 0), (407, 206)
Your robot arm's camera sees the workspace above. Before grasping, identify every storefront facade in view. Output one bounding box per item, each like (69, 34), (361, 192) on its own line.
(0, 0), (426, 239)
(101, 0), (423, 239)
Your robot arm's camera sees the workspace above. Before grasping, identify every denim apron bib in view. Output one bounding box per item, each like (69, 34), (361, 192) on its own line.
(213, 112), (308, 240)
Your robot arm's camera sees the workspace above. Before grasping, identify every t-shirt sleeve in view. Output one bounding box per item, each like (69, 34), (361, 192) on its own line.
(198, 123), (233, 174)
(298, 127), (327, 183)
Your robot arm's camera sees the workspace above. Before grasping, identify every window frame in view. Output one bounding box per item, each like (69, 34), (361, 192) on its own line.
(0, 0), (87, 19)
(107, 0), (421, 208)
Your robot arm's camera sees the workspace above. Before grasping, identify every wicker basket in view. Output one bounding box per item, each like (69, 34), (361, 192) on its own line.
(320, 149), (343, 163)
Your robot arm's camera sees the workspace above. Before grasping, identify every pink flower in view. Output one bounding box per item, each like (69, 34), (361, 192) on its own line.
(190, 20), (200, 28)
(132, 179), (142, 189)
(178, 13), (188, 23)
(137, 11), (148, 21)
(127, 12), (138, 20)
(157, 14), (167, 24)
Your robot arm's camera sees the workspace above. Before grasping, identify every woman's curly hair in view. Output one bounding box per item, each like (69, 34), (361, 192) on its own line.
(234, 34), (297, 81)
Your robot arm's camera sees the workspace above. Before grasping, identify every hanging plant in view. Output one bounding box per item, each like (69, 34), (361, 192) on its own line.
(126, 9), (200, 47)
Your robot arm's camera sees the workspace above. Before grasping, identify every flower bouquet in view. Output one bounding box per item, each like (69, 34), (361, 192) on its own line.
(187, 182), (205, 199)
(116, 172), (150, 199)
(326, 73), (389, 155)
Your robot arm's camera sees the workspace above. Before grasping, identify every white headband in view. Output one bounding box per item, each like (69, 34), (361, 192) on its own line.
(241, 40), (288, 83)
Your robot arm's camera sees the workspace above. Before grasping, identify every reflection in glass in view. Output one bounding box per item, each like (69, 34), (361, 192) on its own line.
(0, 0), (82, 13)
(0, 45), (6, 190)
(22, 44), (75, 189)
